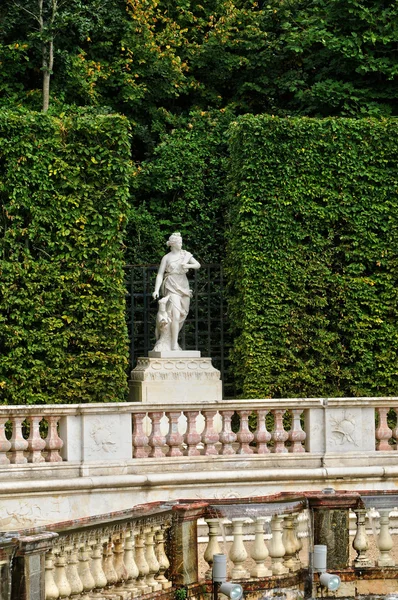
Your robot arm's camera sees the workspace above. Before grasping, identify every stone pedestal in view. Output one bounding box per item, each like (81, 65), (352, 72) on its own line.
(129, 355), (222, 404)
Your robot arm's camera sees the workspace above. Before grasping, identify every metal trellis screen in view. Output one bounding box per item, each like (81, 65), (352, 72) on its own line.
(126, 263), (235, 398)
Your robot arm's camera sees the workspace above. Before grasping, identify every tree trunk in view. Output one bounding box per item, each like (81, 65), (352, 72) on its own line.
(42, 39), (53, 113)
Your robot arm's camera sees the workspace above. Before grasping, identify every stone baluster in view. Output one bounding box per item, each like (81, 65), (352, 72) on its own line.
(271, 410), (289, 453)
(148, 411), (166, 458)
(353, 508), (373, 567)
(185, 411), (201, 456)
(269, 515), (288, 575)
(282, 514), (301, 572)
(219, 410), (237, 455)
(54, 546), (72, 599)
(124, 526), (140, 594)
(77, 537), (95, 600)
(392, 408), (398, 446)
(27, 415), (46, 463)
(236, 410), (254, 454)
(90, 538), (107, 596)
(229, 518), (250, 580)
(145, 525), (162, 591)
(250, 517), (271, 577)
(45, 416), (63, 462)
(204, 518), (222, 579)
(45, 550), (60, 600)
(0, 417), (11, 465)
(254, 410), (271, 454)
(293, 513), (303, 567)
(376, 408), (393, 451)
(9, 415), (28, 464)
(289, 410), (306, 453)
(202, 410), (219, 455)
(113, 531), (128, 588)
(102, 536), (118, 590)
(132, 413), (149, 458)
(377, 509), (395, 567)
(165, 411), (184, 457)
(135, 529), (151, 593)
(155, 524), (172, 589)
(65, 540), (84, 597)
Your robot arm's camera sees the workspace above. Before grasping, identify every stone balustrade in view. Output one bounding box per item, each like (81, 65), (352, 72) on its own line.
(0, 396), (397, 466)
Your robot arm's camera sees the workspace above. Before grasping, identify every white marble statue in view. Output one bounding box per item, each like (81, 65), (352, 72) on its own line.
(152, 232), (200, 351)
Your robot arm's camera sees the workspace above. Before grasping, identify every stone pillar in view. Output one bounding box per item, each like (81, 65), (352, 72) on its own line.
(10, 532), (58, 600)
(309, 493), (360, 570)
(169, 502), (208, 586)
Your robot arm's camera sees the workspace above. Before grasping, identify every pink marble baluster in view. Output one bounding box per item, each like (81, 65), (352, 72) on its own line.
(271, 409), (289, 453)
(9, 416), (28, 464)
(236, 410), (254, 454)
(0, 418), (11, 465)
(0, 417), (11, 465)
(148, 412), (166, 458)
(376, 407), (393, 451)
(132, 413), (149, 458)
(45, 416), (63, 462)
(219, 410), (237, 455)
(202, 410), (219, 455)
(27, 415), (46, 463)
(289, 409), (306, 453)
(254, 410), (271, 454)
(165, 412), (183, 457)
(391, 407), (398, 448)
(185, 411), (201, 456)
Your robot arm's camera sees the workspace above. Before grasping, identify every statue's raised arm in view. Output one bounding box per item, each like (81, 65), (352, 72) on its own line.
(152, 232), (200, 352)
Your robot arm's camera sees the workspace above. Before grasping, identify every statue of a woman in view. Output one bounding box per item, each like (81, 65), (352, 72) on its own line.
(152, 232), (200, 351)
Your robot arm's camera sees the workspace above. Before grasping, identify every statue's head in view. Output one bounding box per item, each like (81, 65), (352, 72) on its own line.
(167, 232), (182, 248)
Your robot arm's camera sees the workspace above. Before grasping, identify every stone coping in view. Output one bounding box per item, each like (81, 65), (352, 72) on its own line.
(1, 396), (397, 415)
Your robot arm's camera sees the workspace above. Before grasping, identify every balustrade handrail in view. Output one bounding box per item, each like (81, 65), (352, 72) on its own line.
(1, 396), (398, 416)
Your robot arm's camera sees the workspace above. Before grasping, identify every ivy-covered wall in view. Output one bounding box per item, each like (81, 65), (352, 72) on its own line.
(227, 115), (398, 398)
(0, 111), (130, 404)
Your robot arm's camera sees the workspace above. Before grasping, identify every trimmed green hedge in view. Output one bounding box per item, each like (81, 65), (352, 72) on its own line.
(227, 116), (398, 398)
(0, 111), (130, 404)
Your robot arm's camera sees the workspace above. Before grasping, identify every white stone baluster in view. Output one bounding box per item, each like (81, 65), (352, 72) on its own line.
(132, 413), (149, 458)
(155, 524), (172, 589)
(102, 536), (118, 589)
(113, 531), (128, 587)
(236, 410), (254, 454)
(204, 518), (222, 579)
(250, 517), (271, 577)
(148, 411), (166, 458)
(146, 525), (162, 591)
(45, 416), (63, 462)
(392, 408), (398, 446)
(254, 410), (271, 454)
(90, 538), (107, 596)
(377, 509), (395, 567)
(353, 508), (373, 567)
(185, 411), (201, 456)
(202, 410), (219, 455)
(165, 411), (184, 457)
(54, 546), (72, 599)
(9, 416), (28, 463)
(135, 529), (151, 593)
(376, 408), (393, 451)
(124, 526), (140, 594)
(282, 514), (301, 572)
(66, 541), (84, 597)
(45, 550), (60, 600)
(0, 417), (11, 465)
(271, 410), (289, 453)
(229, 518), (250, 580)
(293, 513), (303, 568)
(289, 410), (306, 453)
(27, 415), (46, 463)
(269, 515), (288, 575)
(219, 410), (237, 455)
(77, 538), (95, 600)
